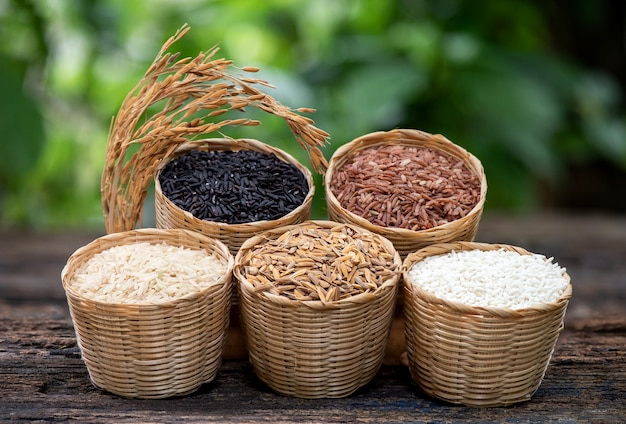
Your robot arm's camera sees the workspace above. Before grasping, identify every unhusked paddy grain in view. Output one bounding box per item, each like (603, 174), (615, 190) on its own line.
(69, 242), (228, 304)
(329, 144), (481, 230)
(407, 249), (569, 309)
(239, 223), (399, 302)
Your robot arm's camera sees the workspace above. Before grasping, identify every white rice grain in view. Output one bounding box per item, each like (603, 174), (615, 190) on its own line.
(407, 249), (569, 309)
(70, 242), (227, 304)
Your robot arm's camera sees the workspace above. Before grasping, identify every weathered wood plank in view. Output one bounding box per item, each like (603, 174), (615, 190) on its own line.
(2, 214), (626, 422)
(1, 310), (625, 423)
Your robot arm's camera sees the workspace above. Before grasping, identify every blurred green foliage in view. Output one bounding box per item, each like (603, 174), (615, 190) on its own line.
(1, 0), (624, 230)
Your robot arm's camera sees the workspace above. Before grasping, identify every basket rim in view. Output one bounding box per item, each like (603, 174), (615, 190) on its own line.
(324, 128), (487, 236)
(234, 219), (402, 310)
(61, 227), (235, 308)
(154, 137), (316, 229)
(402, 240), (573, 317)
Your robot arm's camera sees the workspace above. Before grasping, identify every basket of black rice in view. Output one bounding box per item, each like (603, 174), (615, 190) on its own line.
(155, 137), (315, 255)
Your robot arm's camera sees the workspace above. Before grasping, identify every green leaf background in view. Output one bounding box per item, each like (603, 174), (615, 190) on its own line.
(0, 0), (624, 230)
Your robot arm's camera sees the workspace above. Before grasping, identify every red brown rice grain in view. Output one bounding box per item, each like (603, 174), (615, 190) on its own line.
(329, 144), (481, 231)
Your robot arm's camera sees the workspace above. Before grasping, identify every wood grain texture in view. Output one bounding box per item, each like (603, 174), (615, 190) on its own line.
(1, 213), (625, 422)
(1, 311), (624, 423)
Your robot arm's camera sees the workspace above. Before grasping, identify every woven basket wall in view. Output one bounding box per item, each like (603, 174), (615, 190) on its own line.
(233, 220), (402, 398)
(325, 129), (487, 259)
(402, 241), (572, 407)
(155, 138), (315, 257)
(61, 228), (234, 399)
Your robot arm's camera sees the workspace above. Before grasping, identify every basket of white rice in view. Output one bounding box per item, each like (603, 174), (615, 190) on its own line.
(402, 241), (572, 407)
(61, 228), (234, 399)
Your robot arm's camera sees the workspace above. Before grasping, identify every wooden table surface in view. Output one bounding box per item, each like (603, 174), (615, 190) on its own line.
(1, 213), (625, 423)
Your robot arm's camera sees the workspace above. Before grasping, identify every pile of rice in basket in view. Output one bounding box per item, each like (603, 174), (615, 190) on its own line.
(68, 242), (227, 304)
(407, 249), (569, 310)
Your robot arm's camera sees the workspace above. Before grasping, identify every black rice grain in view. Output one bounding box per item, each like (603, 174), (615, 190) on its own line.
(159, 150), (309, 224)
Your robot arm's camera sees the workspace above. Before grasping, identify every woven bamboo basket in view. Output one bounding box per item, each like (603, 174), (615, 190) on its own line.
(154, 138), (315, 256)
(61, 228), (234, 399)
(402, 241), (572, 407)
(234, 220), (402, 398)
(325, 128), (487, 259)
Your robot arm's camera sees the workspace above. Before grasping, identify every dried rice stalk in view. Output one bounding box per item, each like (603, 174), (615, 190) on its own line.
(102, 24), (329, 233)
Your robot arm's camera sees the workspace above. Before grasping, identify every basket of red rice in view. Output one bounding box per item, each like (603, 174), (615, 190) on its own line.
(325, 128), (487, 258)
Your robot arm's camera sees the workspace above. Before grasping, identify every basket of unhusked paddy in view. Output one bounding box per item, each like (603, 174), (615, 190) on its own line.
(325, 128), (487, 259)
(61, 228), (234, 399)
(102, 24), (329, 256)
(402, 241), (572, 407)
(234, 220), (402, 398)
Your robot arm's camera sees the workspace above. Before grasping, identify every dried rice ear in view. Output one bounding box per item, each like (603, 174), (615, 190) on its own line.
(102, 24), (330, 234)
